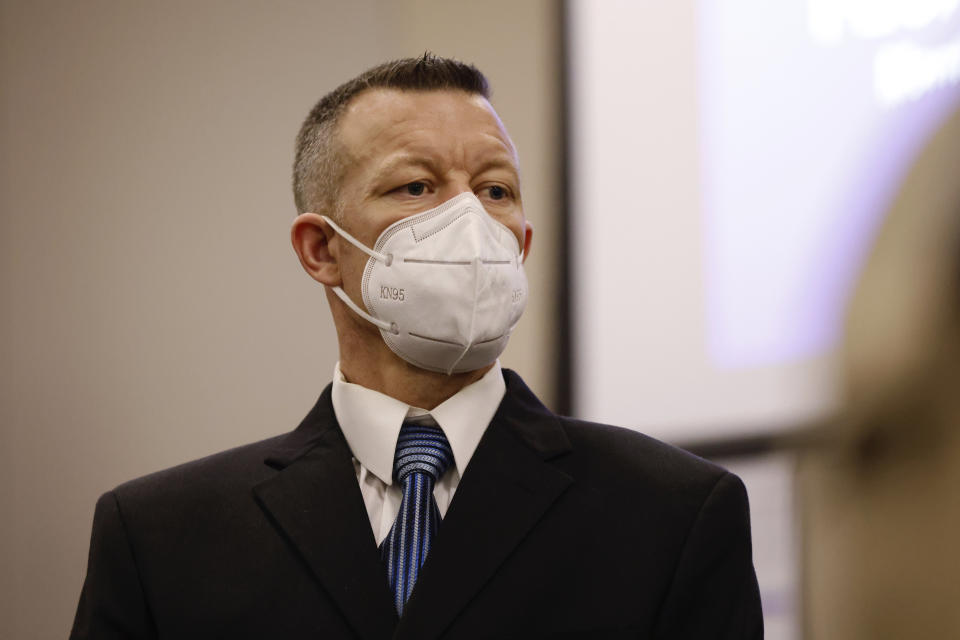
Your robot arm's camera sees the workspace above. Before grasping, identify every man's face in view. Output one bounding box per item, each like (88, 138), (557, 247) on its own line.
(331, 89), (529, 306)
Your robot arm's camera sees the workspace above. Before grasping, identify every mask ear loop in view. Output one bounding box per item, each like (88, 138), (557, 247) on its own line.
(320, 215), (393, 266)
(319, 215), (399, 335)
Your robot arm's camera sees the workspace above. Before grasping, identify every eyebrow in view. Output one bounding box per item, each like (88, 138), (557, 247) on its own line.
(369, 151), (520, 186)
(369, 154), (440, 186)
(470, 155), (520, 179)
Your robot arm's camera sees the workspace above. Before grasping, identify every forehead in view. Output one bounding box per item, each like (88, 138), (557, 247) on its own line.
(336, 88), (518, 173)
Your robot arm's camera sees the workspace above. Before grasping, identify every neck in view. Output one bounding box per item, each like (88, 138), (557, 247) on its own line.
(336, 324), (491, 411)
(339, 353), (491, 410)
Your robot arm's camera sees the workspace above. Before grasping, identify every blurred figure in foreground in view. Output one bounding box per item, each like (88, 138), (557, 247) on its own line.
(800, 104), (960, 639)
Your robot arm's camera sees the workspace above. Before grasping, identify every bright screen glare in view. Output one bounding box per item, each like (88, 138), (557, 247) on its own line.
(569, 0), (960, 442)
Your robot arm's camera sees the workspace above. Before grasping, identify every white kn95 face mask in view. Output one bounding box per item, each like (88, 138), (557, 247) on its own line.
(320, 192), (528, 375)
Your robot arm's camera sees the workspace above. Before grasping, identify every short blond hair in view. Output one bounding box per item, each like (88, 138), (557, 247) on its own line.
(292, 53), (490, 221)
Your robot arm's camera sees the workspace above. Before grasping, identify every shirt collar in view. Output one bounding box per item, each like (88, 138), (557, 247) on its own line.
(331, 361), (506, 486)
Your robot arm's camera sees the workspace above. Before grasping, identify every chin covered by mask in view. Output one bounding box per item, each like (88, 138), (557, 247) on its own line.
(321, 192), (528, 375)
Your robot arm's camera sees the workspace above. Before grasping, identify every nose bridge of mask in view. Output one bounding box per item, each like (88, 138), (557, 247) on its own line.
(376, 192), (523, 263)
(403, 192), (482, 246)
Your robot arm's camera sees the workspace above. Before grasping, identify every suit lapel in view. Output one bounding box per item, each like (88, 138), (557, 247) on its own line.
(395, 370), (574, 640)
(253, 387), (397, 640)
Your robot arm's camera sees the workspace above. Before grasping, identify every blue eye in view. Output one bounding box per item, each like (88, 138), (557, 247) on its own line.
(405, 182), (426, 196)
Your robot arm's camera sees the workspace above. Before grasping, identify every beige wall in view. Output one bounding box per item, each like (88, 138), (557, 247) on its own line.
(0, 2), (560, 637)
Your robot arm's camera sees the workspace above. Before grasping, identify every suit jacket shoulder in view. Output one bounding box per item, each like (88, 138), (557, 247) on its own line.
(111, 382), (342, 508)
(558, 414), (728, 496)
(111, 432), (285, 510)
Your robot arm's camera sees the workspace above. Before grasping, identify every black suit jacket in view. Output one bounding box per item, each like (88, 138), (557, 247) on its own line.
(71, 370), (762, 639)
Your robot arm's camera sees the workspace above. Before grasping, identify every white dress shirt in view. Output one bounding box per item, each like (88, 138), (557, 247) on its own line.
(331, 361), (506, 546)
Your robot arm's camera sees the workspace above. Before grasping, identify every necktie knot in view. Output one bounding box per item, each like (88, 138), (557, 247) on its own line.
(393, 422), (454, 484)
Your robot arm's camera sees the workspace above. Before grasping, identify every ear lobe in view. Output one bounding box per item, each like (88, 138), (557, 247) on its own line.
(521, 220), (533, 263)
(291, 213), (342, 286)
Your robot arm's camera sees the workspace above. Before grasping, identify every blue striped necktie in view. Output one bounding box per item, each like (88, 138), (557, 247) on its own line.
(380, 422), (454, 616)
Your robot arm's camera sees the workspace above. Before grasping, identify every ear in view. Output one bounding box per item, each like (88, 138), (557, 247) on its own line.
(291, 213), (342, 286)
(521, 220), (533, 263)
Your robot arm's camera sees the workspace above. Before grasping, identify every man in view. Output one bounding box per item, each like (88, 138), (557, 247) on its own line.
(72, 55), (762, 639)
